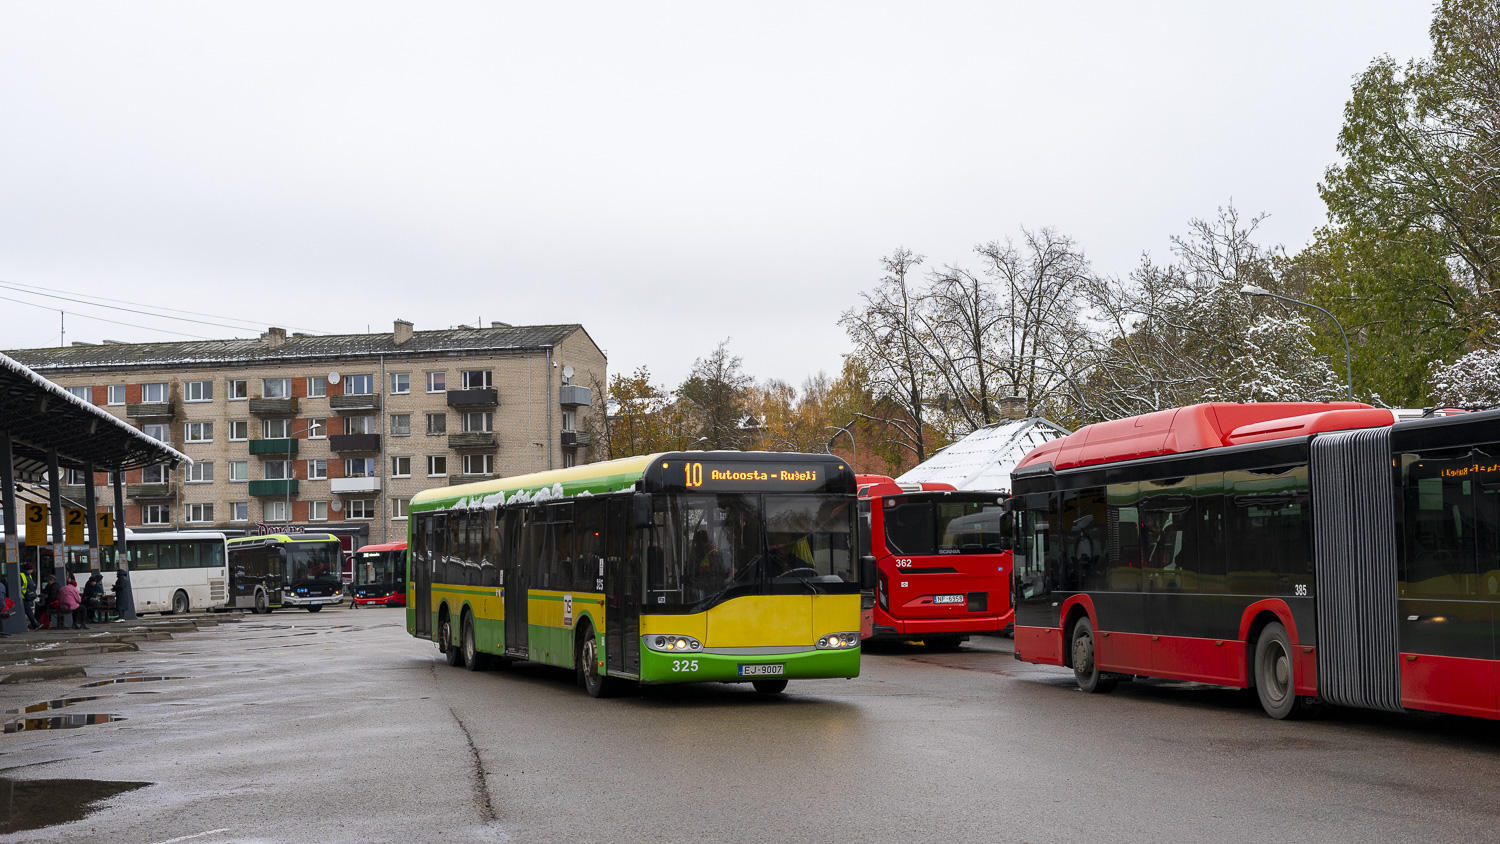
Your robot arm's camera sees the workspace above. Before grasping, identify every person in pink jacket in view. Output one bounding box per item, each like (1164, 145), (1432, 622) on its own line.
(57, 577), (85, 630)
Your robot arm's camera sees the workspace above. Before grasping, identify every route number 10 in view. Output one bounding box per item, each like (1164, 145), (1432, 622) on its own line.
(685, 462), (704, 488)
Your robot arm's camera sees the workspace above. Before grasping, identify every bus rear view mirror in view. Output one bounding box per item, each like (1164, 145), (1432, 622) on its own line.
(633, 493), (654, 528)
(858, 554), (876, 588)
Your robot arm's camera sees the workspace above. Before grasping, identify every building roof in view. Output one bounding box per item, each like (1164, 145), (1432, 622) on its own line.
(5, 324), (587, 373)
(895, 417), (1071, 493)
(0, 351), (190, 474)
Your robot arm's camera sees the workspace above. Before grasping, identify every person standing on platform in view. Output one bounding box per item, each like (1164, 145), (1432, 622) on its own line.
(112, 567), (133, 622)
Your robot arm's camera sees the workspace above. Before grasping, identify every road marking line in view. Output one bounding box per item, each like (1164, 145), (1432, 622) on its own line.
(148, 828), (232, 844)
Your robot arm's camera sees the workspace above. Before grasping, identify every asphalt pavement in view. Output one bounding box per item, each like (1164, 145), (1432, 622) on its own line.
(1, 608), (1498, 844)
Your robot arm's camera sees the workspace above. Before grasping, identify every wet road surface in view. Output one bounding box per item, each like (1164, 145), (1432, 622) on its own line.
(1, 610), (1499, 843)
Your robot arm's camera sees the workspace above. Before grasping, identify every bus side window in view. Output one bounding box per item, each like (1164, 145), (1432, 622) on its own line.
(576, 499), (606, 593)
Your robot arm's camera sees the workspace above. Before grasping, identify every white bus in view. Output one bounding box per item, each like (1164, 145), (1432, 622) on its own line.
(47, 531), (230, 615)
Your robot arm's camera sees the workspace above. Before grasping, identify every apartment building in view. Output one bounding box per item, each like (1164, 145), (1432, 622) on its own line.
(6, 321), (604, 545)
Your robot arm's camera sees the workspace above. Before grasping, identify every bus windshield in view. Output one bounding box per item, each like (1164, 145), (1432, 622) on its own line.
(884, 496), (1009, 556)
(647, 493), (857, 611)
(356, 551), (403, 587)
(285, 542), (342, 585)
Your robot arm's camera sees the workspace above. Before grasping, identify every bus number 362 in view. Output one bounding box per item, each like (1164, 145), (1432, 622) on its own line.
(671, 659), (699, 673)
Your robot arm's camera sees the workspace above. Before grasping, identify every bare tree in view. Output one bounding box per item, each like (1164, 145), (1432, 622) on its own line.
(839, 249), (933, 462)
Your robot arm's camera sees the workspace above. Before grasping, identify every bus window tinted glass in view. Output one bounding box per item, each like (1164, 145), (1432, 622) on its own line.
(1402, 450), (1483, 598)
(936, 502), (1005, 554)
(884, 500), (935, 556)
(647, 494), (760, 609)
(1060, 488), (1107, 591)
(764, 496), (855, 584)
(1227, 465), (1310, 595)
(1106, 483), (1143, 591)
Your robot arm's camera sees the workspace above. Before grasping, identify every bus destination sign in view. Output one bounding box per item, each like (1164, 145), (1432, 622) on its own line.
(663, 461), (839, 491)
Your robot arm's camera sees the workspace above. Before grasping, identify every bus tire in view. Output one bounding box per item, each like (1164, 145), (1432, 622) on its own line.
(1253, 621), (1306, 720)
(170, 590), (190, 616)
(752, 679), (788, 694)
(253, 589), (268, 615)
(441, 614), (463, 667)
(1070, 616), (1115, 694)
(577, 624), (615, 698)
(462, 615), (491, 671)
(306, 605), (322, 613)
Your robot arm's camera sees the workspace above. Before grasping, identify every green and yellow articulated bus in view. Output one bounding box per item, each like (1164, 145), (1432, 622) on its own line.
(406, 451), (862, 696)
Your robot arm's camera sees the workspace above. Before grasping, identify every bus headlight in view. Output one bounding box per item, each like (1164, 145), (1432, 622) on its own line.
(645, 635), (702, 652)
(817, 632), (860, 650)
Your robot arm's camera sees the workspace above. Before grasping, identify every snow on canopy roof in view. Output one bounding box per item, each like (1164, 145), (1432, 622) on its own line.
(895, 417), (1071, 493)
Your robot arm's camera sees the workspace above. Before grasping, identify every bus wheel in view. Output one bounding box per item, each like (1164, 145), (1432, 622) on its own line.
(253, 590), (268, 615)
(577, 626), (614, 698)
(171, 590), (190, 616)
(441, 615), (462, 667)
(1253, 622), (1309, 720)
(752, 679), (788, 695)
(463, 615), (491, 671)
(1071, 617), (1115, 694)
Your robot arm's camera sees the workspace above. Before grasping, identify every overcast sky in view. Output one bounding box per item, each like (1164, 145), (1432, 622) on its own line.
(0, 2), (1435, 388)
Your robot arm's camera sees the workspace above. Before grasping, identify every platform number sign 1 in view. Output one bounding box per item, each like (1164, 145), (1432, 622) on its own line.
(64, 508), (86, 545)
(96, 512), (114, 546)
(24, 503), (46, 546)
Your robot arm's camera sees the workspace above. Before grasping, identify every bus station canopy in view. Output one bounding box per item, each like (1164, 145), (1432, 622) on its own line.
(896, 417), (1071, 493)
(0, 350), (189, 476)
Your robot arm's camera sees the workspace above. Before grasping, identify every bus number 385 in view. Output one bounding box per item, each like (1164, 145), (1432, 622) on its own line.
(671, 659), (699, 673)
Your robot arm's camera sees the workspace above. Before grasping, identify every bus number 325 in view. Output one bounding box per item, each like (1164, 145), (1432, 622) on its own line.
(671, 659), (699, 673)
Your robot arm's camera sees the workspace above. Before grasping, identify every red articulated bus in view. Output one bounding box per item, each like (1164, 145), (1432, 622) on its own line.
(1011, 401), (1500, 720)
(857, 475), (1013, 649)
(351, 541), (408, 608)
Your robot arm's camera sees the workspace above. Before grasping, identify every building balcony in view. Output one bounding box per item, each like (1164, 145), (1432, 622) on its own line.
(329, 433), (381, 452)
(249, 438), (298, 456)
(127, 483), (174, 500)
(561, 430), (591, 448)
(126, 401), (174, 419)
(449, 474), (496, 485)
(446, 388), (498, 407)
(248, 397), (298, 416)
(60, 484), (91, 502)
(448, 432), (496, 450)
(248, 479), (298, 497)
(330, 395), (379, 413)
(559, 385), (591, 407)
(330, 476), (382, 494)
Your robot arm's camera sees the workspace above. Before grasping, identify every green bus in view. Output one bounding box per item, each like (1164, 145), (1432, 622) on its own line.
(407, 451), (863, 696)
(226, 532), (345, 613)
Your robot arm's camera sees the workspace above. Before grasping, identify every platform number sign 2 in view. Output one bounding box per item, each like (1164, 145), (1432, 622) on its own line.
(24, 504), (46, 546)
(64, 508), (86, 545)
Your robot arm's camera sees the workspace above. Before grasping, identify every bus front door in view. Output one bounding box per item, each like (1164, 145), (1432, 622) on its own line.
(604, 498), (640, 676)
(504, 564), (527, 656)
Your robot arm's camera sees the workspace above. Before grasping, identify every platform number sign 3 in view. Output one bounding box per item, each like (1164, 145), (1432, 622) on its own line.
(24, 503), (46, 546)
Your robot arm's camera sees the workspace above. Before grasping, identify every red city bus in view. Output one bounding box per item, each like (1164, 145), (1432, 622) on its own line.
(1011, 401), (1500, 720)
(351, 541), (408, 608)
(857, 475), (1013, 648)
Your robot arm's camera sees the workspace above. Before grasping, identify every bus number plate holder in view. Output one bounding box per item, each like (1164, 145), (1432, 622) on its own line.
(933, 594), (964, 604)
(738, 664), (784, 677)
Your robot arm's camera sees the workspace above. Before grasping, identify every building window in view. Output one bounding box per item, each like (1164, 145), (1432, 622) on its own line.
(230, 502), (248, 523)
(66, 385), (92, 403)
(185, 380), (213, 402)
(228, 461), (248, 482)
(143, 504), (170, 525)
(228, 420), (249, 441)
(262, 418), (292, 439)
(306, 376), (327, 398)
(347, 499), (375, 520)
(561, 410), (576, 431)
(107, 385), (126, 405)
(462, 412), (492, 433)
(390, 414), (410, 436)
(390, 373), (410, 394)
(563, 451), (576, 468)
(462, 370), (492, 390)
(143, 423), (169, 442)
(264, 460), (293, 481)
(307, 459), (327, 480)
(264, 500), (289, 522)
(228, 379), (248, 401)
(262, 378), (291, 399)
(309, 500), (328, 521)
(462, 454), (494, 476)
(142, 382), (168, 403)
(185, 503), (213, 524)
(427, 455), (447, 477)
(426, 413), (447, 435)
(185, 421), (213, 443)
(346, 374), (374, 396)
(142, 464), (169, 484)
(308, 418), (326, 439)
(391, 456), (411, 478)
(344, 415), (374, 435)
(345, 458), (376, 478)
(64, 468), (87, 485)
(392, 498), (409, 520)
(426, 372), (446, 393)
(187, 462), (214, 483)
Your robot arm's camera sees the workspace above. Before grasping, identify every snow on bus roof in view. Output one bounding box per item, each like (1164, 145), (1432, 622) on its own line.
(896, 417), (1071, 493)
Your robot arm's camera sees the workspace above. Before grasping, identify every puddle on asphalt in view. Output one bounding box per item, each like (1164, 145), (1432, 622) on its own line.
(0, 777), (149, 835)
(5, 697), (100, 715)
(79, 676), (185, 688)
(4, 714), (125, 733)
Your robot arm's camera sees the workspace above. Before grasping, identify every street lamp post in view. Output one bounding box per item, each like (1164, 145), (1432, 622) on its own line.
(1239, 285), (1354, 402)
(824, 422), (857, 473)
